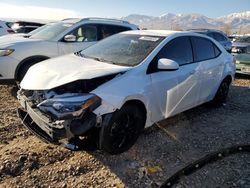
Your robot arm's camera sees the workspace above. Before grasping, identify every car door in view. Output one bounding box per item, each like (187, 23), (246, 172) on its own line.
(149, 36), (200, 121)
(190, 36), (223, 103)
(57, 24), (98, 55)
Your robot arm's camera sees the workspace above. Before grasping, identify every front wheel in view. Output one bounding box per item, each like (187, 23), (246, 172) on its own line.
(212, 79), (231, 106)
(100, 104), (145, 155)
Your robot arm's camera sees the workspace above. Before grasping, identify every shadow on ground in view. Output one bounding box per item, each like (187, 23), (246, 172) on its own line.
(87, 84), (250, 187)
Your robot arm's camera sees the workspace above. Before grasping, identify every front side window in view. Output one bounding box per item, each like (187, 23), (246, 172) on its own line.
(157, 36), (193, 66)
(191, 36), (218, 61)
(30, 22), (73, 40)
(100, 25), (130, 40)
(68, 25), (97, 42)
(81, 34), (164, 67)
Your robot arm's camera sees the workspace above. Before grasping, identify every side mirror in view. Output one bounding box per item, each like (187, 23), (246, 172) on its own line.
(157, 58), (179, 71)
(64, 35), (76, 42)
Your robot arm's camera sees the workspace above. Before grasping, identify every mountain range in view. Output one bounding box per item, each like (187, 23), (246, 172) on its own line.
(122, 11), (250, 34)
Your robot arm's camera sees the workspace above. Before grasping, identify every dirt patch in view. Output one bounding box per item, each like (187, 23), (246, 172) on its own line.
(0, 77), (249, 187)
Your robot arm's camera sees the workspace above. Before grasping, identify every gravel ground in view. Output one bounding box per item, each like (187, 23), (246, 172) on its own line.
(0, 76), (249, 188)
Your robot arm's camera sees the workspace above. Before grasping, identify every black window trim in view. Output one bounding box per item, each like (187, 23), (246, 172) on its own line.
(147, 36), (196, 74)
(190, 36), (222, 63)
(147, 35), (222, 74)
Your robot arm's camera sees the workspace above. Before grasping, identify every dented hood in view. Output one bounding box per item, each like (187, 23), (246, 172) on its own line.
(20, 53), (132, 90)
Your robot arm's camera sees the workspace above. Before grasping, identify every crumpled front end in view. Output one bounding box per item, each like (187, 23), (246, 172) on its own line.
(17, 88), (102, 149)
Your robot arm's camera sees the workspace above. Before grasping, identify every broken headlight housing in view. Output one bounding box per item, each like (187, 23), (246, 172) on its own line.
(37, 93), (101, 120)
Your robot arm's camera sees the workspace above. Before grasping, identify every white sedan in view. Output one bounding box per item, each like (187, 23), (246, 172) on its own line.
(18, 30), (235, 154)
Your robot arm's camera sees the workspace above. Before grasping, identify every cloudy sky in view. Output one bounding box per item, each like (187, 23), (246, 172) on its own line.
(0, 0), (249, 21)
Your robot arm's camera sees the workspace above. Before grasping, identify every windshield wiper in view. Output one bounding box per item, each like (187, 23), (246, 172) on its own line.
(79, 53), (131, 66)
(80, 53), (106, 62)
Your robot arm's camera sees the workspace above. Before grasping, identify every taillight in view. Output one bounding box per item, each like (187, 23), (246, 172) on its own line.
(7, 29), (15, 34)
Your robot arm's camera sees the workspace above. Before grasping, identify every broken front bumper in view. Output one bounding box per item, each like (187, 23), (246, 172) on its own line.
(17, 94), (98, 145)
(17, 95), (67, 143)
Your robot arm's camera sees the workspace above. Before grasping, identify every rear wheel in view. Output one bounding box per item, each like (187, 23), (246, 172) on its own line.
(100, 104), (145, 155)
(212, 78), (231, 106)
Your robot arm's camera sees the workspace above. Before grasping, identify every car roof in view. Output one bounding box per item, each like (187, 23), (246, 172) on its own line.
(122, 30), (179, 36)
(121, 30), (199, 37)
(61, 17), (137, 27)
(188, 28), (226, 35)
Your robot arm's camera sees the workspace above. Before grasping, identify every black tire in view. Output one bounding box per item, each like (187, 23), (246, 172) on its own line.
(17, 58), (48, 82)
(100, 104), (145, 155)
(212, 79), (231, 106)
(17, 64), (31, 82)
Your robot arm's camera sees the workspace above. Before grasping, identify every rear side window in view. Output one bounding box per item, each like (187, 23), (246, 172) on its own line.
(157, 36), (193, 66)
(99, 24), (131, 40)
(191, 36), (220, 61)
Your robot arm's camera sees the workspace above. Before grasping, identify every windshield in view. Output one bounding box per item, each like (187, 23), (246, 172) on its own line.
(28, 24), (50, 36)
(235, 37), (250, 43)
(30, 22), (73, 40)
(81, 34), (164, 67)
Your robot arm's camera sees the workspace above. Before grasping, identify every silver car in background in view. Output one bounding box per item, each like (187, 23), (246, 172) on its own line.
(189, 29), (232, 52)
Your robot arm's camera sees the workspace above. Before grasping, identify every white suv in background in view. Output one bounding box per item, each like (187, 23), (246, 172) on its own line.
(0, 20), (14, 36)
(0, 18), (138, 83)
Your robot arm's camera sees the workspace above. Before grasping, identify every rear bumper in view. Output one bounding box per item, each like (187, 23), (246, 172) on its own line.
(236, 64), (250, 75)
(236, 70), (250, 75)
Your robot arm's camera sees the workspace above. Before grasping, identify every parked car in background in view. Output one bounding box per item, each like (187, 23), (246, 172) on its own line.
(0, 18), (138, 84)
(188, 29), (232, 52)
(1, 23), (56, 39)
(231, 36), (250, 75)
(0, 20), (15, 36)
(15, 26), (40, 34)
(18, 30), (235, 154)
(11, 21), (44, 32)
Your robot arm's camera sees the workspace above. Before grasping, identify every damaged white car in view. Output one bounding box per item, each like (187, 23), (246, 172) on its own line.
(17, 30), (235, 154)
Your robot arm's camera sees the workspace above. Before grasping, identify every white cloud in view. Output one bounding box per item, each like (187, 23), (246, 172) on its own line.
(0, 3), (81, 21)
